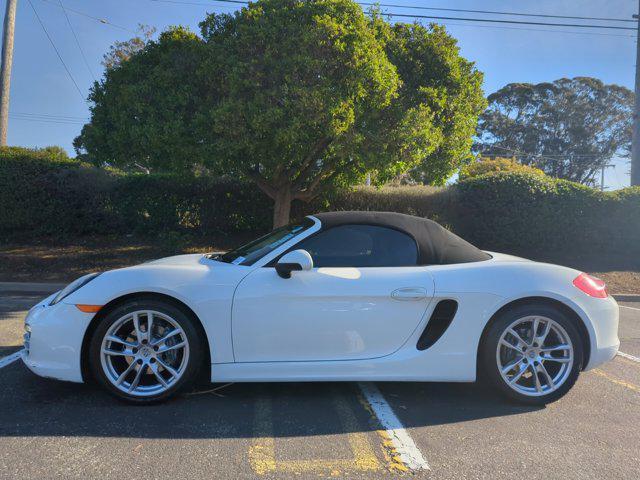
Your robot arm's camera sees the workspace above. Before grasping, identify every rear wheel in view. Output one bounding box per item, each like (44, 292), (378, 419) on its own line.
(89, 299), (204, 403)
(481, 304), (584, 405)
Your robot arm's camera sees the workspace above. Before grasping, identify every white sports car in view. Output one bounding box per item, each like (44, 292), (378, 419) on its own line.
(22, 211), (619, 404)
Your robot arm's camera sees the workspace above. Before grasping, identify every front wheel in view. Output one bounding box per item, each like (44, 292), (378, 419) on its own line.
(480, 304), (584, 405)
(89, 299), (204, 403)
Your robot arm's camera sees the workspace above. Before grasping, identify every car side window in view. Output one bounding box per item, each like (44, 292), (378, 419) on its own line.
(295, 224), (418, 268)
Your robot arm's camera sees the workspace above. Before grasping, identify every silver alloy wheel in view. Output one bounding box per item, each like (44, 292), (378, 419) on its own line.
(496, 315), (574, 397)
(100, 310), (190, 397)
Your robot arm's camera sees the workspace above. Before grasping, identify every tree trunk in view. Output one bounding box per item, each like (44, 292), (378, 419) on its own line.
(272, 188), (292, 228)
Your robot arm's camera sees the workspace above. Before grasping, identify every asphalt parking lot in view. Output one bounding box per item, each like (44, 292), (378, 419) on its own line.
(0, 288), (639, 479)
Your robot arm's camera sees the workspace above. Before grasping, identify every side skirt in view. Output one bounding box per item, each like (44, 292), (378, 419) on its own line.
(210, 350), (476, 383)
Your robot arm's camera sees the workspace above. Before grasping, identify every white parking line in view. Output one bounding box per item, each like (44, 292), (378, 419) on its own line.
(358, 382), (429, 471)
(620, 305), (640, 312)
(0, 349), (24, 369)
(618, 351), (640, 364)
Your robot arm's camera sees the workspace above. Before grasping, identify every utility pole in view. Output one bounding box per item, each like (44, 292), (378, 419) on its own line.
(600, 164), (615, 191)
(632, 1), (640, 186)
(0, 0), (17, 146)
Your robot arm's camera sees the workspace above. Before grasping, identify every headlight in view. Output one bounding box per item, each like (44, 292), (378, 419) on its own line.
(49, 273), (101, 306)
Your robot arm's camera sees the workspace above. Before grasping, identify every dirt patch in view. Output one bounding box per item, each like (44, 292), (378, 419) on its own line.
(0, 234), (253, 283)
(588, 271), (640, 295)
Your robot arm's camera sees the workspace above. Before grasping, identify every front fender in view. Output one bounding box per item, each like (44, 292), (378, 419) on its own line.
(63, 264), (247, 364)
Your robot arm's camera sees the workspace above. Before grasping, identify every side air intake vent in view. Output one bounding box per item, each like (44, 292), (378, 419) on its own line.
(416, 300), (458, 350)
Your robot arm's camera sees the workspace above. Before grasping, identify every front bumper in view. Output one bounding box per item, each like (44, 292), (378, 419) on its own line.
(22, 294), (94, 383)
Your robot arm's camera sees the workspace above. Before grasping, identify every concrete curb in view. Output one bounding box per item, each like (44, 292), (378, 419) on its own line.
(613, 294), (640, 302)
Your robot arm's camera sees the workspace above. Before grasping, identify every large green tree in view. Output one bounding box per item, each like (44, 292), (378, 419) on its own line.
(74, 27), (206, 172)
(475, 77), (633, 185)
(380, 22), (486, 184)
(199, 0), (405, 226)
(76, 0), (485, 227)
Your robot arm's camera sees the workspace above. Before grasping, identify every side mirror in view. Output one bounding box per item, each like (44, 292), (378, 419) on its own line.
(275, 249), (313, 279)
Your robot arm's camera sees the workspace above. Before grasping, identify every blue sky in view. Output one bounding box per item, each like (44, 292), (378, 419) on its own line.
(3, 0), (635, 188)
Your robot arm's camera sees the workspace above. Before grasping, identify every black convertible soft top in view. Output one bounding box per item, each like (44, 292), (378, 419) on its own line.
(311, 211), (490, 265)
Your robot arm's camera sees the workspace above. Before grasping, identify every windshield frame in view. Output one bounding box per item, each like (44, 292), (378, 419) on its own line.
(212, 216), (320, 267)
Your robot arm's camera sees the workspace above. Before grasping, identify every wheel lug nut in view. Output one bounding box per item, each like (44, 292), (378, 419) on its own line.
(150, 358), (156, 363)
(132, 348), (138, 354)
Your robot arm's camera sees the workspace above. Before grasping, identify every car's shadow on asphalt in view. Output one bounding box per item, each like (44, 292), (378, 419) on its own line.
(0, 362), (542, 440)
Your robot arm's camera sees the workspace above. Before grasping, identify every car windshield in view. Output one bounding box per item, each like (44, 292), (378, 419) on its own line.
(213, 217), (315, 266)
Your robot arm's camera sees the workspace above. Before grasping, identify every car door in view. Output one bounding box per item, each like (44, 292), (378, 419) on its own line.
(232, 224), (434, 362)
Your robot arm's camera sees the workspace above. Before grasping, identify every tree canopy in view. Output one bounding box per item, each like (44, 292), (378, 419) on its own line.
(101, 24), (156, 70)
(75, 27), (206, 173)
(458, 156), (544, 181)
(382, 22), (486, 185)
(475, 77), (633, 185)
(75, 0), (485, 227)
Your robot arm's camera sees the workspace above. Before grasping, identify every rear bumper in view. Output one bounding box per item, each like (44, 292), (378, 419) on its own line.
(586, 343), (619, 371)
(22, 294), (92, 383)
(583, 295), (619, 371)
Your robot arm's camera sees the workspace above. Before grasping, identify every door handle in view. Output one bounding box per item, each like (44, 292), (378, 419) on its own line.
(391, 287), (428, 301)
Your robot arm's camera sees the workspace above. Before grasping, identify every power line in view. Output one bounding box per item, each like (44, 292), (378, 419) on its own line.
(147, 0), (635, 38)
(357, 2), (635, 24)
(207, 0), (635, 27)
(485, 144), (623, 158)
(379, 13), (636, 31)
(9, 115), (86, 125)
(9, 111), (87, 124)
(480, 144), (567, 163)
(57, 0), (97, 82)
(435, 20), (633, 39)
(11, 111), (87, 120)
(481, 144), (616, 164)
(40, 0), (136, 33)
(27, 0), (86, 102)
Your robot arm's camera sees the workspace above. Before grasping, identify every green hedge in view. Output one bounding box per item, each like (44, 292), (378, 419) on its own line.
(1, 148), (639, 257)
(111, 174), (272, 235)
(0, 148), (117, 237)
(453, 172), (640, 255)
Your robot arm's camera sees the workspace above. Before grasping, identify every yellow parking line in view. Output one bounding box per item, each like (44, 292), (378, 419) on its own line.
(248, 396), (276, 475)
(356, 390), (410, 473)
(592, 369), (640, 393)
(334, 393), (381, 471)
(248, 392), (381, 475)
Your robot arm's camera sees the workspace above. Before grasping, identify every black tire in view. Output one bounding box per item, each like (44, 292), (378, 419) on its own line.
(89, 298), (204, 404)
(480, 303), (584, 406)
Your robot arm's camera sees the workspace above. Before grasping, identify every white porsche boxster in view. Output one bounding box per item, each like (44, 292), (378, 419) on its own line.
(22, 211), (619, 404)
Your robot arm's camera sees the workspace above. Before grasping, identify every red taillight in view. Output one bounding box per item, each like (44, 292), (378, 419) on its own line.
(573, 273), (608, 298)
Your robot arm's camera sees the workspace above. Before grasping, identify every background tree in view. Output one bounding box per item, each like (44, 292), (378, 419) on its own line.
(74, 27), (206, 173)
(198, 0), (401, 227)
(475, 77), (633, 185)
(458, 156), (544, 180)
(199, 1), (485, 226)
(101, 24), (156, 70)
(76, 0), (485, 227)
(380, 22), (486, 185)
